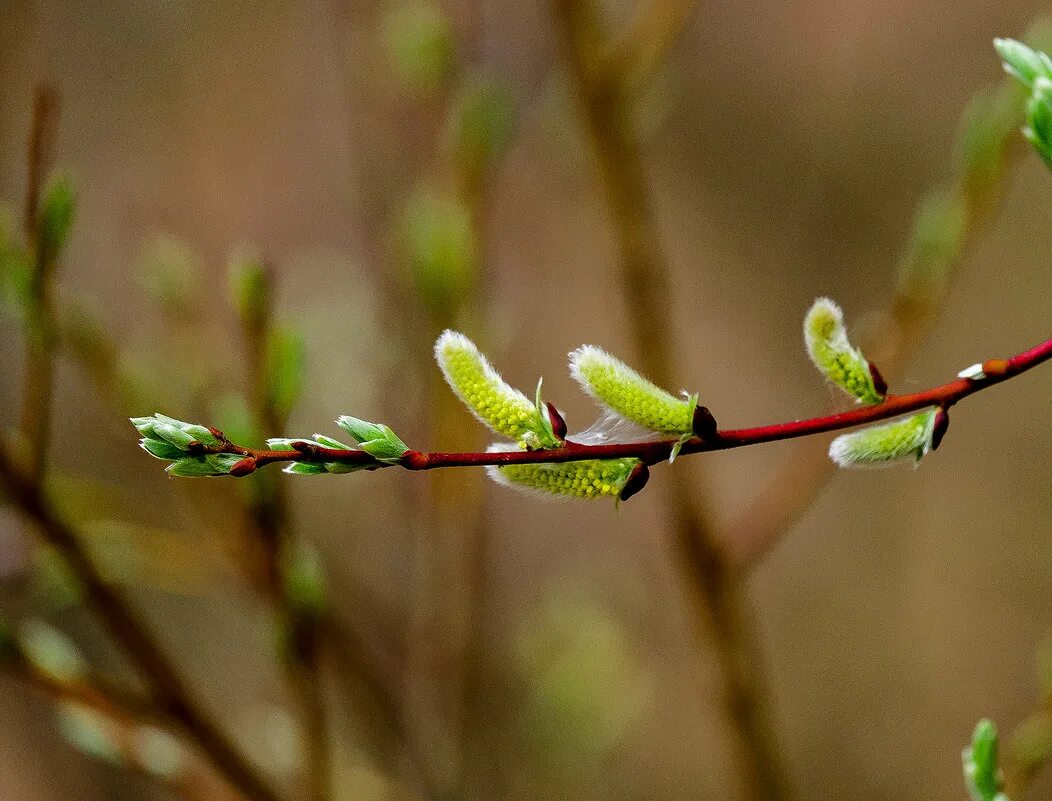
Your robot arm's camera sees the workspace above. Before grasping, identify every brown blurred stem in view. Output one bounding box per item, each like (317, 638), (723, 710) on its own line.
(604, 0), (700, 93)
(0, 438), (282, 801)
(19, 85), (60, 484)
(236, 260), (331, 801)
(547, 1), (788, 799)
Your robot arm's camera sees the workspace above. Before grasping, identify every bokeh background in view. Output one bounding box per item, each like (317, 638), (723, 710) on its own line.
(0, 1), (1050, 800)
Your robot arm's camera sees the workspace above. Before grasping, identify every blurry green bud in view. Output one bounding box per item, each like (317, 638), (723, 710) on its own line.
(994, 38), (1052, 88)
(1008, 715), (1052, 781)
(897, 189), (967, 300)
(335, 416), (409, 463)
(139, 235), (200, 315)
(445, 76), (514, 178)
(384, 1), (456, 94)
(132, 415), (222, 463)
(133, 725), (184, 779)
(166, 453), (246, 477)
(32, 545), (85, 611)
(400, 187), (479, 313)
(803, 298), (885, 403)
(435, 330), (556, 445)
(228, 255), (270, 326)
(963, 719), (1007, 801)
(19, 619), (87, 683)
(1023, 77), (1052, 167)
(265, 325), (306, 420)
(37, 175), (75, 257)
(211, 393), (257, 449)
(956, 86), (1021, 192)
(828, 409), (938, 469)
(56, 703), (122, 766)
(487, 447), (640, 500)
(282, 540), (326, 616)
(569, 345), (696, 436)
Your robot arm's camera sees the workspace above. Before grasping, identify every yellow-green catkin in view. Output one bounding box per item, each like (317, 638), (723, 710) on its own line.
(435, 330), (543, 441)
(487, 454), (638, 499)
(804, 298), (884, 404)
(828, 409), (937, 468)
(569, 345), (694, 434)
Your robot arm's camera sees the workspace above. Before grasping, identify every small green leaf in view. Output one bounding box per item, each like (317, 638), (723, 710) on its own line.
(963, 719), (1007, 801)
(994, 38), (1052, 88)
(400, 188), (479, 314)
(444, 76), (514, 178)
(139, 438), (186, 461)
(19, 619), (87, 683)
(166, 454), (245, 477)
(282, 540), (326, 615)
(56, 703), (122, 766)
(335, 416), (408, 463)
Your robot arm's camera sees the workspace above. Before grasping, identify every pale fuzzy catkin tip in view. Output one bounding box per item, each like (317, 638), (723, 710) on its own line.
(828, 409), (937, 469)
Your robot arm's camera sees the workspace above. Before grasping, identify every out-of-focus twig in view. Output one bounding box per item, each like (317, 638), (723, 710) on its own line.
(547, 1), (788, 798)
(234, 258), (331, 801)
(19, 84), (60, 483)
(604, 0), (701, 93)
(0, 438), (282, 801)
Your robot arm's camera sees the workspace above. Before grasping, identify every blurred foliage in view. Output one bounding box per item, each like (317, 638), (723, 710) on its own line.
(383, 1), (457, 95)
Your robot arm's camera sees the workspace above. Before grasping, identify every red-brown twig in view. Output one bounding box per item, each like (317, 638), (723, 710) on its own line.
(180, 337), (1050, 475)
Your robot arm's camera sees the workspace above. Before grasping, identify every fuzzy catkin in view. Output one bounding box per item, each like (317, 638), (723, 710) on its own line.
(435, 330), (540, 440)
(487, 454), (639, 499)
(828, 409), (937, 468)
(804, 298), (883, 404)
(569, 346), (693, 434)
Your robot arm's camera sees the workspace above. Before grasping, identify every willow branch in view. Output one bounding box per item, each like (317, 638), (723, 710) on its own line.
(166, 337), (1049, 474)
(0, 439), (282, 801)
(19, 84), (60, 483)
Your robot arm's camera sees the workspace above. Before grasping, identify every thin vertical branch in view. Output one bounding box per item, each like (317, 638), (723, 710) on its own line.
(547, 1), (788, 798)
(237, 260), (331, 801)
(19, 84), (60, 483)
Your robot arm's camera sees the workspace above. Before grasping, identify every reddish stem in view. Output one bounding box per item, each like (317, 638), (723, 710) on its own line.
(196, 337), (1050, 473)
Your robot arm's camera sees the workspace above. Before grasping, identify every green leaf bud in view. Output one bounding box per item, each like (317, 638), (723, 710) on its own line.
(151, 422), (198, 451)
(828, 409), (938, 469)
(228, 255), (269, 326)
(384, 1), (456, 94)
(18, 619), (87, 683)
(435, 330), (556, 444)
(139, 437), (187, 461)
(335, 415), (409, 463)
(166, 453), (246, 477)
(803, 298), (885, 404)
(37, 174), (76, 257)
(400, 188), (479, 313)
(963, 719), (1007, 801)
(282, 540), (326, 616)
(569, 345), (696, 435)
(994, 38), (1052, 88)
(56, 703), (122, 766)
(265, 325), (306, 419)
(139, 235), (200, 316)
(487, 449), (641, 500)
(1024, 76), (1052, 167)
(445, 76), (514, 180)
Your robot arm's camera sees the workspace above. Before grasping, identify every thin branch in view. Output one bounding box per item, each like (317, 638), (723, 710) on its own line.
(603, 0), (701, 92)
(725, 73), (1032, 569)
(236, 259), (331, 801)
(19, 84), (60, 483)
(0, 438), (283, 801)
(166, 337), (1050, 473)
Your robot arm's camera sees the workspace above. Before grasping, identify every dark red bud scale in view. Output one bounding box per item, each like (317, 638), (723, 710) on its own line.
(545, 402), (567, 441)
(229, 457), (257, 477)
(692, 405), (718, 440)
(401, 450), (429, 470)
(930, 408), (950, 451)
(290, 440), (318, 454)
(868, 362), (889, 397)
(619, 462), (650, 502)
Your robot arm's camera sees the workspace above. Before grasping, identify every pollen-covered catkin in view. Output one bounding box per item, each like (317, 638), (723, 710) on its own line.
(435, 330), (541, 440)
(569, 345), (694, 434)
(828, 409), (938, 468)
(804, 298), (884, 404)
(487, 456), (639, 499)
